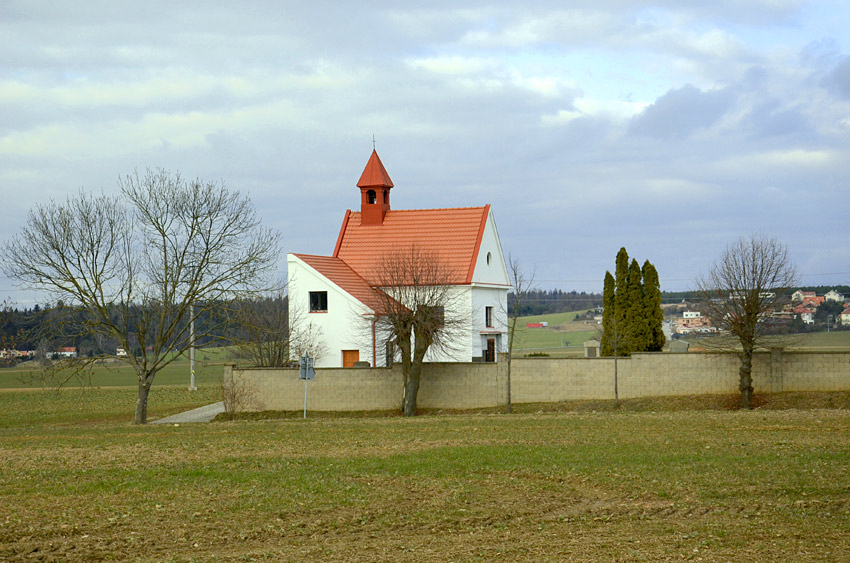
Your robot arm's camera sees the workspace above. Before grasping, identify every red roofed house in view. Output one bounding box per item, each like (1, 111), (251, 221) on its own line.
(791, 290), (816, 303)
(57, 346), (77, 358)
(793, 304), (816, 325)
(841, 306), (850, 327)
(287, 150), (510, 368)
(801, 295), (825, 308)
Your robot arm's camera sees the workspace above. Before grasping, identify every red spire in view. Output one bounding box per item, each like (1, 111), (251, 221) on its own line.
(357, 150), (394, 188)
(357, 150), (393, 225)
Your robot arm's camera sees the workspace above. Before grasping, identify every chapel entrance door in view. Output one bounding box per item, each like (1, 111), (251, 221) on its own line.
(342, 350), (360, 368)
(484, 339), (496, 363)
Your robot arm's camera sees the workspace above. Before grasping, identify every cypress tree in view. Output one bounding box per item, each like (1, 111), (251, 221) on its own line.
(613, 248), (630, 356)
(625, 258), (646, 354)
(642, 260), (666, 352)
(603, 248), (666, 356)
(601, 271), (615, 356)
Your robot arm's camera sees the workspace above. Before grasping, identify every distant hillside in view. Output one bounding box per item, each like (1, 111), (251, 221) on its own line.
(508, 285), (848, 317)
(508, 289), (601, 316)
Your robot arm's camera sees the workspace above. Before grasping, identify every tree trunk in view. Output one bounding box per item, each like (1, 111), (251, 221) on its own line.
(402, 335), (429, 417)
(134, 371), (155, 424)
(506, 316), (517, 414)
(739, 348), (754, 409)
(402, 361), (421, 417)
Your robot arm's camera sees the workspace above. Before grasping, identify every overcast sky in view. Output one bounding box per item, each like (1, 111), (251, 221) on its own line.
(2, 1), (849, 305)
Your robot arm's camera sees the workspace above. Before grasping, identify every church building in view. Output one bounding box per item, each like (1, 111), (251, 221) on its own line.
(287, 150), (510, 368)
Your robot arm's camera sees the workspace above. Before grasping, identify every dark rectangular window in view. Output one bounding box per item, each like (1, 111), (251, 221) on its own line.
(485, 306), (494, 328)
(309, 291), (328, 312)
(419, 305), (444, 328)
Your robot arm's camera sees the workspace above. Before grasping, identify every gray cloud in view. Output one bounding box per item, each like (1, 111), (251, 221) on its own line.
(825, 56), (850, 99)
(629, 85), (734, 138)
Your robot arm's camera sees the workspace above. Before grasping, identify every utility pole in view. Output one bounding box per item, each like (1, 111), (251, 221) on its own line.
(613, 309), (619, 408)
(189, 303), (197, 391)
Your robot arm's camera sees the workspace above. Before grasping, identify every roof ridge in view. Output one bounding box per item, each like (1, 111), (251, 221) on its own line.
(349, 205), (488, 213)
(292, 252), (339, 260)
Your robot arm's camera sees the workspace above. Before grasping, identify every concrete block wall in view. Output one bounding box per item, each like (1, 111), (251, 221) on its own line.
(780, 351), (850, 391)
(229, 350), (850, 412)
(416, 362), (504, 409)
(227, 365), (402, 412)
(510, 358), (615, 402)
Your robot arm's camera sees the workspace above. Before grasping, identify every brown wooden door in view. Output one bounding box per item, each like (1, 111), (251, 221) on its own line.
(342, 350), (359, 368)
(485, 339), (495, 363)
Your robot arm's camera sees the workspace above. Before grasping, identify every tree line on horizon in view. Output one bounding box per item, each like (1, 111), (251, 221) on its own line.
(0, 297), (290, 358)
(507, 288), (602, 316)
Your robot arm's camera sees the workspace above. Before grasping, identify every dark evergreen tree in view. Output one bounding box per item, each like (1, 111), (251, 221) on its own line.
(626, 258), (647, 352)
(642, 260), (666, 351)
(602, 248), (665, 356)
(601, 271), (615, 356)
(613, 248), (630, 356)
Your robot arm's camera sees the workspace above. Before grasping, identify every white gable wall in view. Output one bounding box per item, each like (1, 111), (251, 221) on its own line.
(471, 210), (510, 287)
(287, 254), (377, 368)
(468, 210), (509, 360)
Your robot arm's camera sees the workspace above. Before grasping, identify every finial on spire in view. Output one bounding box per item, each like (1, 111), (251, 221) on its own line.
(372, 134), (376, 151)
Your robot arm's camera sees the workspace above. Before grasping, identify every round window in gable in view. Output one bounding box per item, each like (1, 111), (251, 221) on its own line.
(486, 251), (492, 265)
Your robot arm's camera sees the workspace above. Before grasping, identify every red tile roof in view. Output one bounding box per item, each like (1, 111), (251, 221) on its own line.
(357, 150), (394, 188)
(293, 253), (392, 313)
(802, 296), (825, 306)
(793, 305), (815, 314)
(333, 205), (490, 285)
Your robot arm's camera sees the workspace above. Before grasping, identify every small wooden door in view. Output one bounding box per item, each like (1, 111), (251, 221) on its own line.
(485, 339), (495, 363)
(342, 350), (359, 368)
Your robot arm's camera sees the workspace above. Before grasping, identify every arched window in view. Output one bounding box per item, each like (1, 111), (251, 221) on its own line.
(486, 251), (492, 265)
(367, 189), (377, 204)
(383, 189), (389, 205)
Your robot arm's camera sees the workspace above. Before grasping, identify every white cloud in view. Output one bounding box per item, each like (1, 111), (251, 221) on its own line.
(407, 55), (491, 75)
(1, 0), (850, 300)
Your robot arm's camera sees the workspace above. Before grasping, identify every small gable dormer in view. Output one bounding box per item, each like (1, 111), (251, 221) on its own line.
(357, 149), (394, 225)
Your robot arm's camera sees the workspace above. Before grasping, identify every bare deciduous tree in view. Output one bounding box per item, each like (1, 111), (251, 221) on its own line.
(505, 256), (535, 414)
(287, 306), (328, 365)
(231, 292), (292, 367)
(695, 233), (798, 409)
(368, 246), (467, 417)
(1, 169), (280, 423)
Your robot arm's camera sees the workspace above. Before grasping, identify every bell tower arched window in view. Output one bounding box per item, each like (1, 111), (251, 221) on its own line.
(367, 189), (377, 204)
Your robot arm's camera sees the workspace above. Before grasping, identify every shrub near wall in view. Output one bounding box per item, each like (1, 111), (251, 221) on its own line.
(228, 351), (850, 412)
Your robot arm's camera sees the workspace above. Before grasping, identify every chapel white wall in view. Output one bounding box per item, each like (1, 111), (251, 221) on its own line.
(287, 254), (375, 368)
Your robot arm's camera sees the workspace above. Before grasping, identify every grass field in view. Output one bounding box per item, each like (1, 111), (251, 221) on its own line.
(0, 349), (233, 389)
(512, 311), (598, 356)
(1, 387), (849, 561)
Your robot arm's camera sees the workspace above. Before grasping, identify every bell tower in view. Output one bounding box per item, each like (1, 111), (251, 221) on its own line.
(357, 149), (393, 225)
